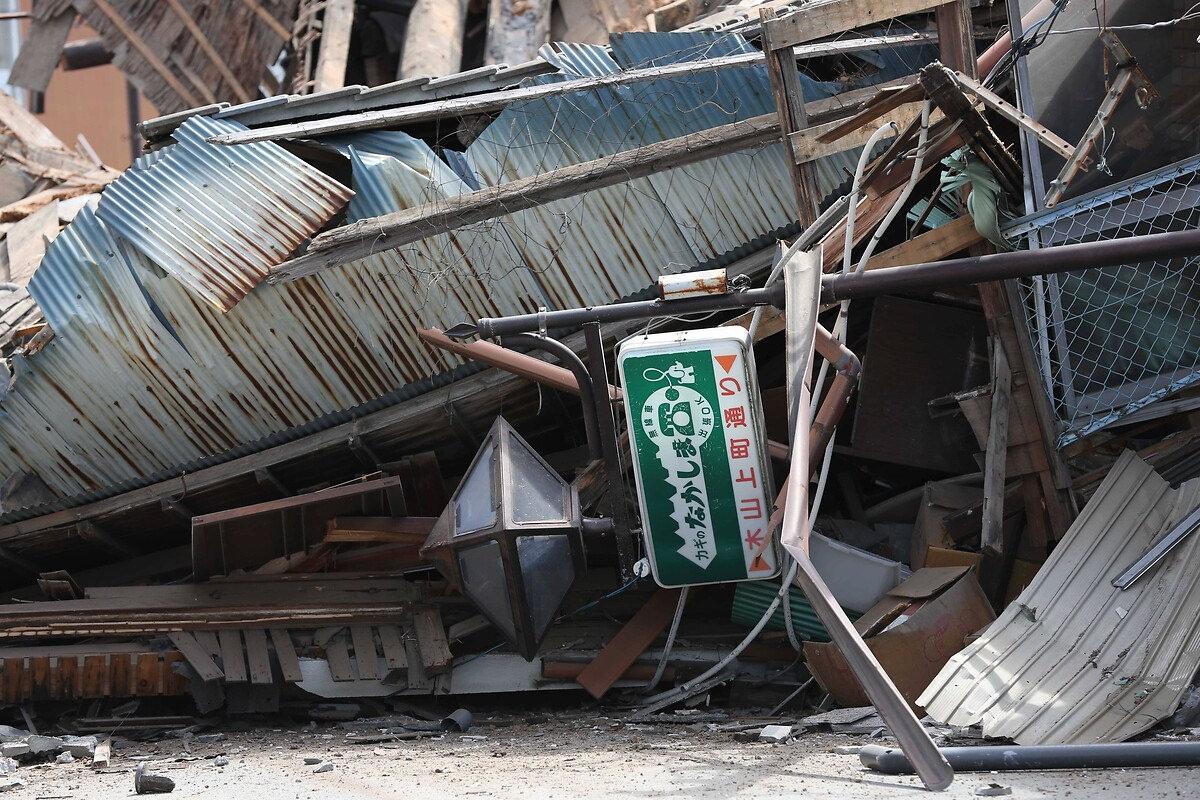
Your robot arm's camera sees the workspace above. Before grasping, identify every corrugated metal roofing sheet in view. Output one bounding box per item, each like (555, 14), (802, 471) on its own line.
(0, 28), (905, 511)
(98, 116), (354, 312)
(918, 451), (1200, 745)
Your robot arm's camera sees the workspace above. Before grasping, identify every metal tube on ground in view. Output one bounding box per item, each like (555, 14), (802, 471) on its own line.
(861, 742), (1200, 774)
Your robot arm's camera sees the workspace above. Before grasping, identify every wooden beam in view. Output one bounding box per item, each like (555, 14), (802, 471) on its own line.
(935, 0), (975, 76)
(950, 71), (1074, 161)
(575, 588), (682, 699)
(400, 0), (466, 78)
(167, 631), (224, 682)
(313, 0), (354, 92)
(412, 607), (452, 674)
(268, 78), (914, 282)
(162, 0), (252, 103)
(269, 628), (303, 682)
(76, 520), (141, 559)
(764, 0), (951, 49)
(791, 101), (925, 164)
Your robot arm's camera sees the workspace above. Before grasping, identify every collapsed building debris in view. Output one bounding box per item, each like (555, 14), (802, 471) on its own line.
(1, 0), (1200, 795)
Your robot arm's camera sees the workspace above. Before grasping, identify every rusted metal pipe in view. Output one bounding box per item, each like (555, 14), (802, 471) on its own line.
(808, 324), (861, 465)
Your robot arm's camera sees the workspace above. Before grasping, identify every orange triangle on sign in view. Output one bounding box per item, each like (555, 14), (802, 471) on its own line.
(749, 553), (772, 572)
(715, 354), (737, 374)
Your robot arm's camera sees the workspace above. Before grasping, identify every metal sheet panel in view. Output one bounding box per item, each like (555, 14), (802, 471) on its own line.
(918, 452), (1200, 744)
(98, 115), (353, 312)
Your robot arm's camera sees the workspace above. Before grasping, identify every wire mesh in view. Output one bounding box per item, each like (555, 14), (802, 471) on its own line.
(1009, 153), (1200, 446)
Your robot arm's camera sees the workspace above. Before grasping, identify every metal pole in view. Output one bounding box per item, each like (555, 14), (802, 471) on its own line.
(582, 323), (637, 579)
(861, 741), (1200, 774)
(457, 227), (1200, 338)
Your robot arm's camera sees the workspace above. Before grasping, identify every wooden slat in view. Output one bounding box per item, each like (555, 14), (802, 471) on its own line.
(52, 656), (77, 699)
(81, 655), (106, 697)
(163, 652), (189, 694)
(350, 625), (379, 680)
(325, 635), (354, 681)
(376, 624), (407, 670)
(168, 631), (225, 682)
(576, 589), (682, 699)
(217, 630), (248, 683)
(403, 634), (430, 691)
(791, 101), (925, 164)
(194, 630), (222, 658)
(269, 628), (303, 683)
(29, 656), (49, 698)
(242, 629), (274, 685)
(135, 653), (160, 695)
(110, 653), (132, 697)
(412, 608), (452, 675)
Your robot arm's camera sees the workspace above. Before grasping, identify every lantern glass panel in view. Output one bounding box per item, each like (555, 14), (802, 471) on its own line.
(516, 534), (575, 639)
(455, 440), (496, 536)
(508, 436), (568, 524)
(457, 540), (517, 641)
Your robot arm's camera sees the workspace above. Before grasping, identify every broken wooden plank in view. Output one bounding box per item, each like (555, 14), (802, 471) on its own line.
(268, 628), (302, 683)
(411, 607), (452, 675)
(575, 588), (682, 700)
(193, 630), (222, 658)
(242, 628), (273, 685)
(350, 625), (379, 680)
(217, 630), (248, 683)
(167, 631), (224, 683)
(6, 200), (59, 286)
(313, 0), (354, 92)
(864, 215), (983, 270)
(9, 10), (76, 94)
(792, 101), (926, 164)
(950, 70), (1074, 160)
(981, 340), (1011, 555)
(376, 624), (407, 670)
(324, 516), (436, 544)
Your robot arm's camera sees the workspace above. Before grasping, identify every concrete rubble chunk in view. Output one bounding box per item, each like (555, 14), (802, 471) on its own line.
(313, 761), (334, 774)
(0, 758), (16, 775)
(26, 734), (63, 755)
(0, 728), (28, 744)
(62, 735), (99, 758)
(976, 784), (1012, 796)
(303, 756), (322, 765)
(0, 743), (27, 759)
(0, 777), (22, 792)
(55, 751), (75, 764)
(758, 725), (793, 743)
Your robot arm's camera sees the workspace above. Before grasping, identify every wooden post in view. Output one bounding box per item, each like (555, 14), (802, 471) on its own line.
(314, 0), (354, 92)
(399, 0), (467, 79)
(981, 338), (1010, 554)
(759, 7), (822, 226)
(485, 0), (551, 65)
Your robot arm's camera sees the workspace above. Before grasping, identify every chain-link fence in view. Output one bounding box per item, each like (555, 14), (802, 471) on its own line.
(1008, 153), (1200, 446)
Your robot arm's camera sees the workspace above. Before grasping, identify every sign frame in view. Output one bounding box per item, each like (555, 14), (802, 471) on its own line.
(618, 327), (781, 588)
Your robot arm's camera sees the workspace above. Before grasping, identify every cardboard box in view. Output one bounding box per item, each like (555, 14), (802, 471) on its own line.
(802, 566), (995, 710)
(923, 546), (983, 570)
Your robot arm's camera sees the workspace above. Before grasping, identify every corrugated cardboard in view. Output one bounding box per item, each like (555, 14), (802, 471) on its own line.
(803, 567), (995, 710)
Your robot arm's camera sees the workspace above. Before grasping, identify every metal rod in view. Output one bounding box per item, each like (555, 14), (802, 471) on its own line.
(1112, 503), (1200, 589)
(459, 227), (1200, 339)
(861, 742), (1200, 774)
(502, 334), (601, 462)
(583, 323), (637, 579)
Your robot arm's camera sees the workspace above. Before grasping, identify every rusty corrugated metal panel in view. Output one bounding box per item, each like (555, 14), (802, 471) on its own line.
(919, 452), (1200, 745)
(98, 115), (354, 312)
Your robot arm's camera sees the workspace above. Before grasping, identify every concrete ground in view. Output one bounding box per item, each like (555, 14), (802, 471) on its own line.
(12, 712), (1200, 799)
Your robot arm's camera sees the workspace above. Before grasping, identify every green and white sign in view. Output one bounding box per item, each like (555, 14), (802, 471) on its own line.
(618, 328), (780, 588)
